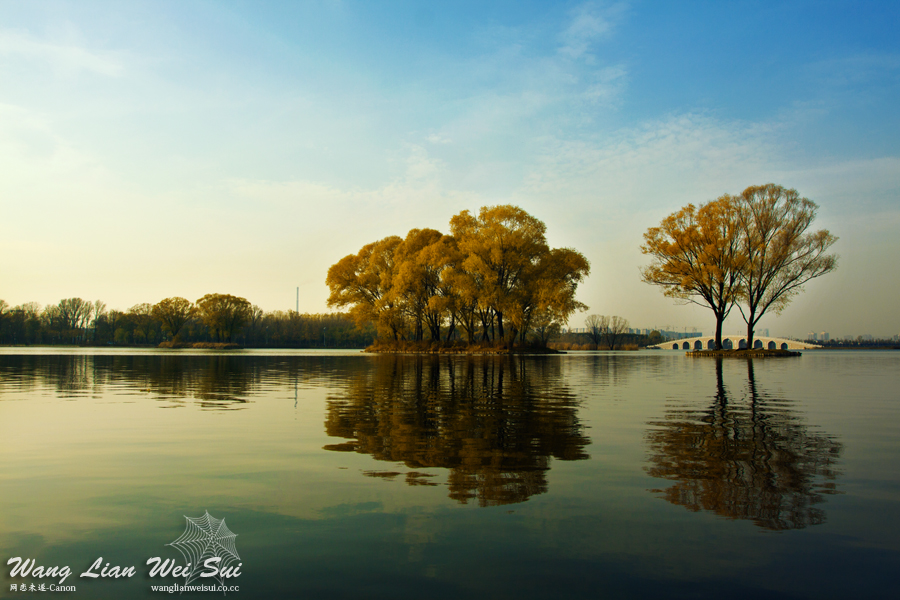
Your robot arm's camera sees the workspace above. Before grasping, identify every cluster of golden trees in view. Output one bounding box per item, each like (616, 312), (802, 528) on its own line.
(326, 205), (591, 346)
(641, 184), (838, 349)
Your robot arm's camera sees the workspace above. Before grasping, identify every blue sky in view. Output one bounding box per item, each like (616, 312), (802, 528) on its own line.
(2, 0), (898, 338)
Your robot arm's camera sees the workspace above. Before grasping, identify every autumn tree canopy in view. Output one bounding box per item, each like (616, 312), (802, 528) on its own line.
(641, 184), (837, 349)
(641, 196), (744, 349)
(326, 205), (590, 346)
(196, 293), (252, 342)
(152, 297), (195, 341)
(733, 184), (838, 349)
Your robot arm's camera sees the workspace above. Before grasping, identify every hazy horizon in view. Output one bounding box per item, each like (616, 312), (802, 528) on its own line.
(2, 1), (898, 339)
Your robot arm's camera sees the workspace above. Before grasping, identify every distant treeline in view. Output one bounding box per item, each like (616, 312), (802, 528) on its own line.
(550, 331), (657, 350)
(0, 295), (375, 348)
(815, 339), (900, 349)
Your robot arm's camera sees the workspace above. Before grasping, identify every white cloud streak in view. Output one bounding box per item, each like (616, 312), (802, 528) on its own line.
(559, 1), (627, 59)
(0, 29), (123, 77)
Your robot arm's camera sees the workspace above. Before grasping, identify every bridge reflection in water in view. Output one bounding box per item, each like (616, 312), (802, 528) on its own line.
(645, 360), (843, 530)
(323, 355), (591, 507)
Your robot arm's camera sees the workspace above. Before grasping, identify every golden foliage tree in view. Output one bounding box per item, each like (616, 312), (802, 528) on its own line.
(196, 293), (251, 342)
(450, 205), (550, 341)
(419, 234), (464, 342)
(509, 247), (589, 345)
(733, 184), (838, 349)
(641, 196), (744, 349)
(390, 228), (445, 341)
(152, 297), (195, 341)
(326, 236), (404, 340)
(642, 185), (838, 350)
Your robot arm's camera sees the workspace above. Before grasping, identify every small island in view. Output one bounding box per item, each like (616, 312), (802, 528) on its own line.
(687, 349), (801, 358)
(326, 205), (590, 354)
(158, 341), (243, 350)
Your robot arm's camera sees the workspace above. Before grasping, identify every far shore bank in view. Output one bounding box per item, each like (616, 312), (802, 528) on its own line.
(158, 341), (243, 350)
(364, 341), (564, 355)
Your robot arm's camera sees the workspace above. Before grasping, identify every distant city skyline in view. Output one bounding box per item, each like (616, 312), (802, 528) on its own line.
(2, 1), (899, 340)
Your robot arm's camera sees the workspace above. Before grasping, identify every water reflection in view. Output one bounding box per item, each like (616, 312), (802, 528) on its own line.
(323, 355), (591, 506)
(645, 360), (842, 530)
(0, 354), (263, 409)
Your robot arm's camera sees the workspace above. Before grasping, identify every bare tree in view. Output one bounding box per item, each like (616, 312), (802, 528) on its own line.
(585, 314), (605, 346)
(734, 185), (838, 349)
(584, 314), (630, 349)
(106, 310), (123, 342)
(603, 316), (630, 350)
(57, 298), (94, 342)
(19, 302), (41, 319)
(245, 305), (264, 341)
(0, 300), (8, 338)
(91, 300), (107, 342)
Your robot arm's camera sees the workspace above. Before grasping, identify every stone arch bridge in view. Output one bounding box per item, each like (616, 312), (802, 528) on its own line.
(649, 335), (819, 351)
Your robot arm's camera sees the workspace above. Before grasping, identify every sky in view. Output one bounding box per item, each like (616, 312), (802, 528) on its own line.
(1, 0), (898, 339)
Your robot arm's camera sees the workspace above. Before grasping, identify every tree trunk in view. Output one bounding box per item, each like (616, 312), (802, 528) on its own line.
(714, 314), (723, 350)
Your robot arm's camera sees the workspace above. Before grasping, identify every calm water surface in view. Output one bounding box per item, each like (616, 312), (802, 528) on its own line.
(1, 349), (898, 598)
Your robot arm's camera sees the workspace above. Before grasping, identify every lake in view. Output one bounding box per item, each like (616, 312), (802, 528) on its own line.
(1, 348), (898, 598)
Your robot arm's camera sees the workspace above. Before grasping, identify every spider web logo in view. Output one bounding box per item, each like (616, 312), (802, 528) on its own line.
(167, 511), (240, 587)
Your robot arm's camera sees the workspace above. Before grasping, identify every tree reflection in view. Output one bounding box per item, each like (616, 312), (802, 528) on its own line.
(323, 355), (591, 506)
(0, 354), (255, 409)
(645, 360), (842, 530)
